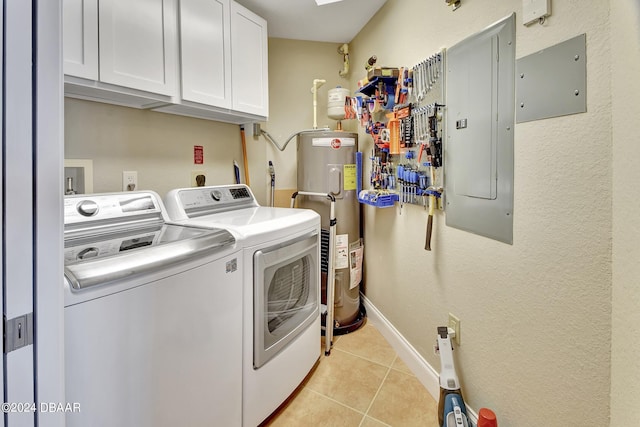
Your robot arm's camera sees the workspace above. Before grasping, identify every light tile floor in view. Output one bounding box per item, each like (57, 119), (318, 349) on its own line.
(261, 322), (440, 427)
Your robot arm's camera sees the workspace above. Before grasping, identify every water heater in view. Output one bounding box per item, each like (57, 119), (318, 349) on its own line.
(297, 131), (363, 330)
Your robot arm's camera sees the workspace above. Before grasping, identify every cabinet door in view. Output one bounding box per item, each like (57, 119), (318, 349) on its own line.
(180, 0), (232, 108)
(230, 1), (268, 117)
(99, 0), (177, 96)
(63, 0), (98, 79)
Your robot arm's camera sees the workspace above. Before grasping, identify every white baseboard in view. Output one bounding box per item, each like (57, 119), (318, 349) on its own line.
(361, 294), (479, 424)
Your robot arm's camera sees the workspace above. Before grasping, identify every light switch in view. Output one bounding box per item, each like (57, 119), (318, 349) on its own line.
(523, 0), (550, 25)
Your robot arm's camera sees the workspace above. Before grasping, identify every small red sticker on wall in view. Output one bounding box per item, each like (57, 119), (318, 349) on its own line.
(194, 145), (204, 164)
(330, 138), (342, 149)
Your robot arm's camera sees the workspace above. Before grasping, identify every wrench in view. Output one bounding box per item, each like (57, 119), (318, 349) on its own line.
(423, 60), (429, 95)
(414, 63), (421, 101)
(419, 61), (426, 100)
(428, 56), (435, 90)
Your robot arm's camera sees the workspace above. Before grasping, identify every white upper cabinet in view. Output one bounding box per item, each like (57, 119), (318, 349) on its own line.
(63, 0), (99, 80)
(179, 0), (232, 108)
(231, 1), (268, 118)
(99, 0), (177, 96)
(62, 0), (267, 121)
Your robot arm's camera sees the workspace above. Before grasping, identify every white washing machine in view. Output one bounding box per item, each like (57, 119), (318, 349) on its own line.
(165, 184), (321, 427)
(64, 191), (243, 427)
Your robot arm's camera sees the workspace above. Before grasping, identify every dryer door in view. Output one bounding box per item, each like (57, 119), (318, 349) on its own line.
(253, 232), (319, 368)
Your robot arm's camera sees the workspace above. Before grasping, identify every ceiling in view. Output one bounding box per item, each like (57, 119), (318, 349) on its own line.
(233, 0), (388, 43)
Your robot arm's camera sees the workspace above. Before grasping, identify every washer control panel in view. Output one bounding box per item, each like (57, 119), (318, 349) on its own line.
(64, 191), (164, 227)
(76, 200), (100, 217)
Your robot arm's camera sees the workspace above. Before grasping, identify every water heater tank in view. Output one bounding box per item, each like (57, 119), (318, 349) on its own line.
(297, 131), (362, 328)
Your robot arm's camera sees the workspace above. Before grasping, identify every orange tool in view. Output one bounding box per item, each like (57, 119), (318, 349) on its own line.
(386, 112), (400, 155)
(240, 125), (250, 186)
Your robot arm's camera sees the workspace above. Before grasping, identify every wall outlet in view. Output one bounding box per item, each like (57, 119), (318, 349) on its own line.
(122, 171), (138, 191)
(448, 313), (461, 345)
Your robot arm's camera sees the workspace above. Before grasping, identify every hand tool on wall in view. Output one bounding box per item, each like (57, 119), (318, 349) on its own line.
(425, 189), (436, 251)
(415, 61), (424, 101)
(394, 67), (403, 103)
(268, 161), (275, 207)
(386, 112), (400, 155)
(424, 103), (444, 250)
(412, 52), (444, 102)
(365, 55), (377, 72)
(240, 125), (250, 185)
(233, 160), (241, 184)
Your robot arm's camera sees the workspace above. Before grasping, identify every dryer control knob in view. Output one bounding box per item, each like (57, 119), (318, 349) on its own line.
(77, 200), (99, 217)
(210, 190), (222, 201)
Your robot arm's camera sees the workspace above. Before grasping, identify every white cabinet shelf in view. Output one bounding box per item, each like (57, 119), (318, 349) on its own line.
(63, 0), (268, 123)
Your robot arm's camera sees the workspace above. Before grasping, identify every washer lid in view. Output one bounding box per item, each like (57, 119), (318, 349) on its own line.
(64, 224), (235, 290)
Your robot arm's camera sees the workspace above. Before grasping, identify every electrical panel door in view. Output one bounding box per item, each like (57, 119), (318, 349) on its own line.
(445, 14), (516, 244)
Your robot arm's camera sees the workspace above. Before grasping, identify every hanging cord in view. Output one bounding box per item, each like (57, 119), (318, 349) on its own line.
(261, 127), (331, 152)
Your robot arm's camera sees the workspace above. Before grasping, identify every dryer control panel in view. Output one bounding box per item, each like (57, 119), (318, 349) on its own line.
(167, 184), (259, 218)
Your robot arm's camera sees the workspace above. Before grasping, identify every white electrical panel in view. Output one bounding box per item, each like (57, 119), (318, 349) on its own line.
(523, 0), (550, 25)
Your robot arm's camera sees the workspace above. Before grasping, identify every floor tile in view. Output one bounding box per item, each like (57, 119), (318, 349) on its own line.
(390, 355), (413, 375)
(264, 323), (439, 427)
(262, 388), (363, 427)
(360, 416), (392, 427)
(333, 323), (397, 367)
(304, 348), (389, 413)
(367, 369), (439, 427)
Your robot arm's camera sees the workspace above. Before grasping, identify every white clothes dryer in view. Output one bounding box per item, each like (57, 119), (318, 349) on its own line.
(165, 184), (322, 427)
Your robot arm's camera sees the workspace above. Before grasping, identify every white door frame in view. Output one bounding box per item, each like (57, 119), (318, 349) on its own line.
(2, 1), (64, 426)
(34, 0), (65, 425)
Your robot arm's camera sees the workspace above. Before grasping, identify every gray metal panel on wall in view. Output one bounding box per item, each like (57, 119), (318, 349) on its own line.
(444, 14), (515, 244)
(516, 34), (586, 123)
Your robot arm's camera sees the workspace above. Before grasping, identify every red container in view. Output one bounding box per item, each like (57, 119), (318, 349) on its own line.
(477, 408), (497, 427)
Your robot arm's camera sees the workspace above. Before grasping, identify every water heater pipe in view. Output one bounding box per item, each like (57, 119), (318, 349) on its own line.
(311, 79), (326, 129)
(338, 43), (349, 77)
(260, 127), (330, 152)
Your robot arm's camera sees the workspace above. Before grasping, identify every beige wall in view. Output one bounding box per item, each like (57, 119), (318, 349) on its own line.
(348, 0), (612, 425)
(261, 38), (354, 191)
(64, 98), (268, 203)
(610, 1), (640, 425)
